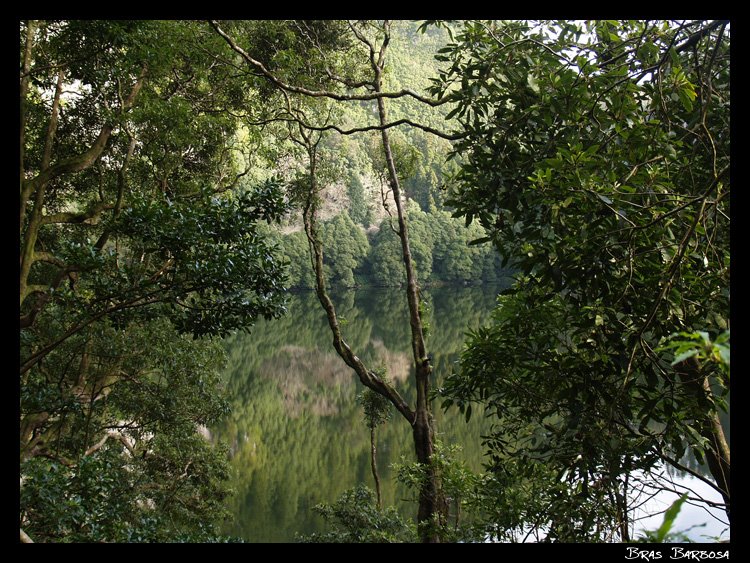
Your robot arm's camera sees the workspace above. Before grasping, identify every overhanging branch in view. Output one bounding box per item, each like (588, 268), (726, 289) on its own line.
(246, 112), (463, 141)
(209, 20), (450, 108)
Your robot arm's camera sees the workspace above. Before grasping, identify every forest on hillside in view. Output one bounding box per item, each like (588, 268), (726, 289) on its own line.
(19, 20), (729, 545)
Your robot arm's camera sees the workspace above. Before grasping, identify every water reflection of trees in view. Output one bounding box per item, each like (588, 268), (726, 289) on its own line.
(213, 286), (503, 542)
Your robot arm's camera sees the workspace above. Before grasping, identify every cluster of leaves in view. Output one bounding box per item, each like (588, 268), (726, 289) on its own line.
(20, 319), (235, 542)
(357, 368), (394, 430)
(659, 330), (729, 380)
(432, 19), (729, 539)
(113, 179), (288, 337)
(298, 485), (418, 543)
(393, 442), (487, 542)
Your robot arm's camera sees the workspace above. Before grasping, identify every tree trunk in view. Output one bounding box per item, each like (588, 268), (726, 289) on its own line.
(413, 402), (441, 541)
(283, 21), (443, 542)
(374, 39), (442, 540)
(20, 20), (37, 225)
(370, 427), (382, 510)
(702, 404), (730, 521)
(676, 358), (730, 521)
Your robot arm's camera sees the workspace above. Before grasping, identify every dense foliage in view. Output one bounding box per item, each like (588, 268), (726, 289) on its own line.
(300, 485), (418, 543)
(434, 20), (730, 540)
(19, 20), (289, 542)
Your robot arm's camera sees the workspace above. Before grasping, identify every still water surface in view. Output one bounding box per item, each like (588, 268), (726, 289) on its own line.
(212, 285), (728, 542)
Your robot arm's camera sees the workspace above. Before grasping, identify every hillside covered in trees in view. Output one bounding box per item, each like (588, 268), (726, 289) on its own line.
(19, 20), (729, 545)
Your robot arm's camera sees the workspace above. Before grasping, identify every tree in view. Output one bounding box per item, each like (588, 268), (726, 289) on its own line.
(319, 211), (370, 287)
(369, 203), (433, 287)
(435, 20), (730, 539)
(19, 20), (288, 541)
(347, 174), (373, 226)
(210, 19), (456, 541)
(281, 229), (317, 289)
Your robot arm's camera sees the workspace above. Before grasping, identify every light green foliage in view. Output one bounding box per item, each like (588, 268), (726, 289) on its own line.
(436, 19), (730, 539)
(660, 331), (730, 380)
(281, 230), (317, 289)
(367, 205), (509, 287)
(347, 174), (373, 226)
(279, 211), (372, 290)
(635, 495), (695, 543)
(357, 368), (394, 430)
(393, 442), (488, 542)
(280, 204), (511, 289)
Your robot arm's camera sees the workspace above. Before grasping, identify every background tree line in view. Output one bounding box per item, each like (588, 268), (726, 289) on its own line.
(276, 205), (511, 289)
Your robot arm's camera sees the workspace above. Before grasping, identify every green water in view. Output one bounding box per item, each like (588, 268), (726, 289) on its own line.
(212, 284), (506, 542)
(212, 283), (729, 542)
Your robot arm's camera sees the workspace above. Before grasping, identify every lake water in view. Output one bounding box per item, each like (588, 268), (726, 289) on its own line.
(212, 285), (729, 543)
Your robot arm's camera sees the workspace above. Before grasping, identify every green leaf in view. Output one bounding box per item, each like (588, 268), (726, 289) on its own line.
(671, 349), (699, 366)
(655, 494), (687, 542)
(716, 344), (730, 367)
(445, 105), (462, 120)
(583, 144), (600, 157)
(527, 75), (540, 94)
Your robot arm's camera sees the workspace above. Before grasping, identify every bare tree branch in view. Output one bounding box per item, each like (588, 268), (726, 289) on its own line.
(209, 20), (450, 107)
(245, 112), (463, 141)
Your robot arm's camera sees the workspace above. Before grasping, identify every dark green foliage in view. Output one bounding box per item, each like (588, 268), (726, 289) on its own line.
(21, 449), (147, 543)
(20, 20), (290, 543)
(298, 486), (417, 543)
(434, 19), (730, 539)
(114, 179), (288, 337)
(347, 174), (373, 226)
(20, 319), (234, 542)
